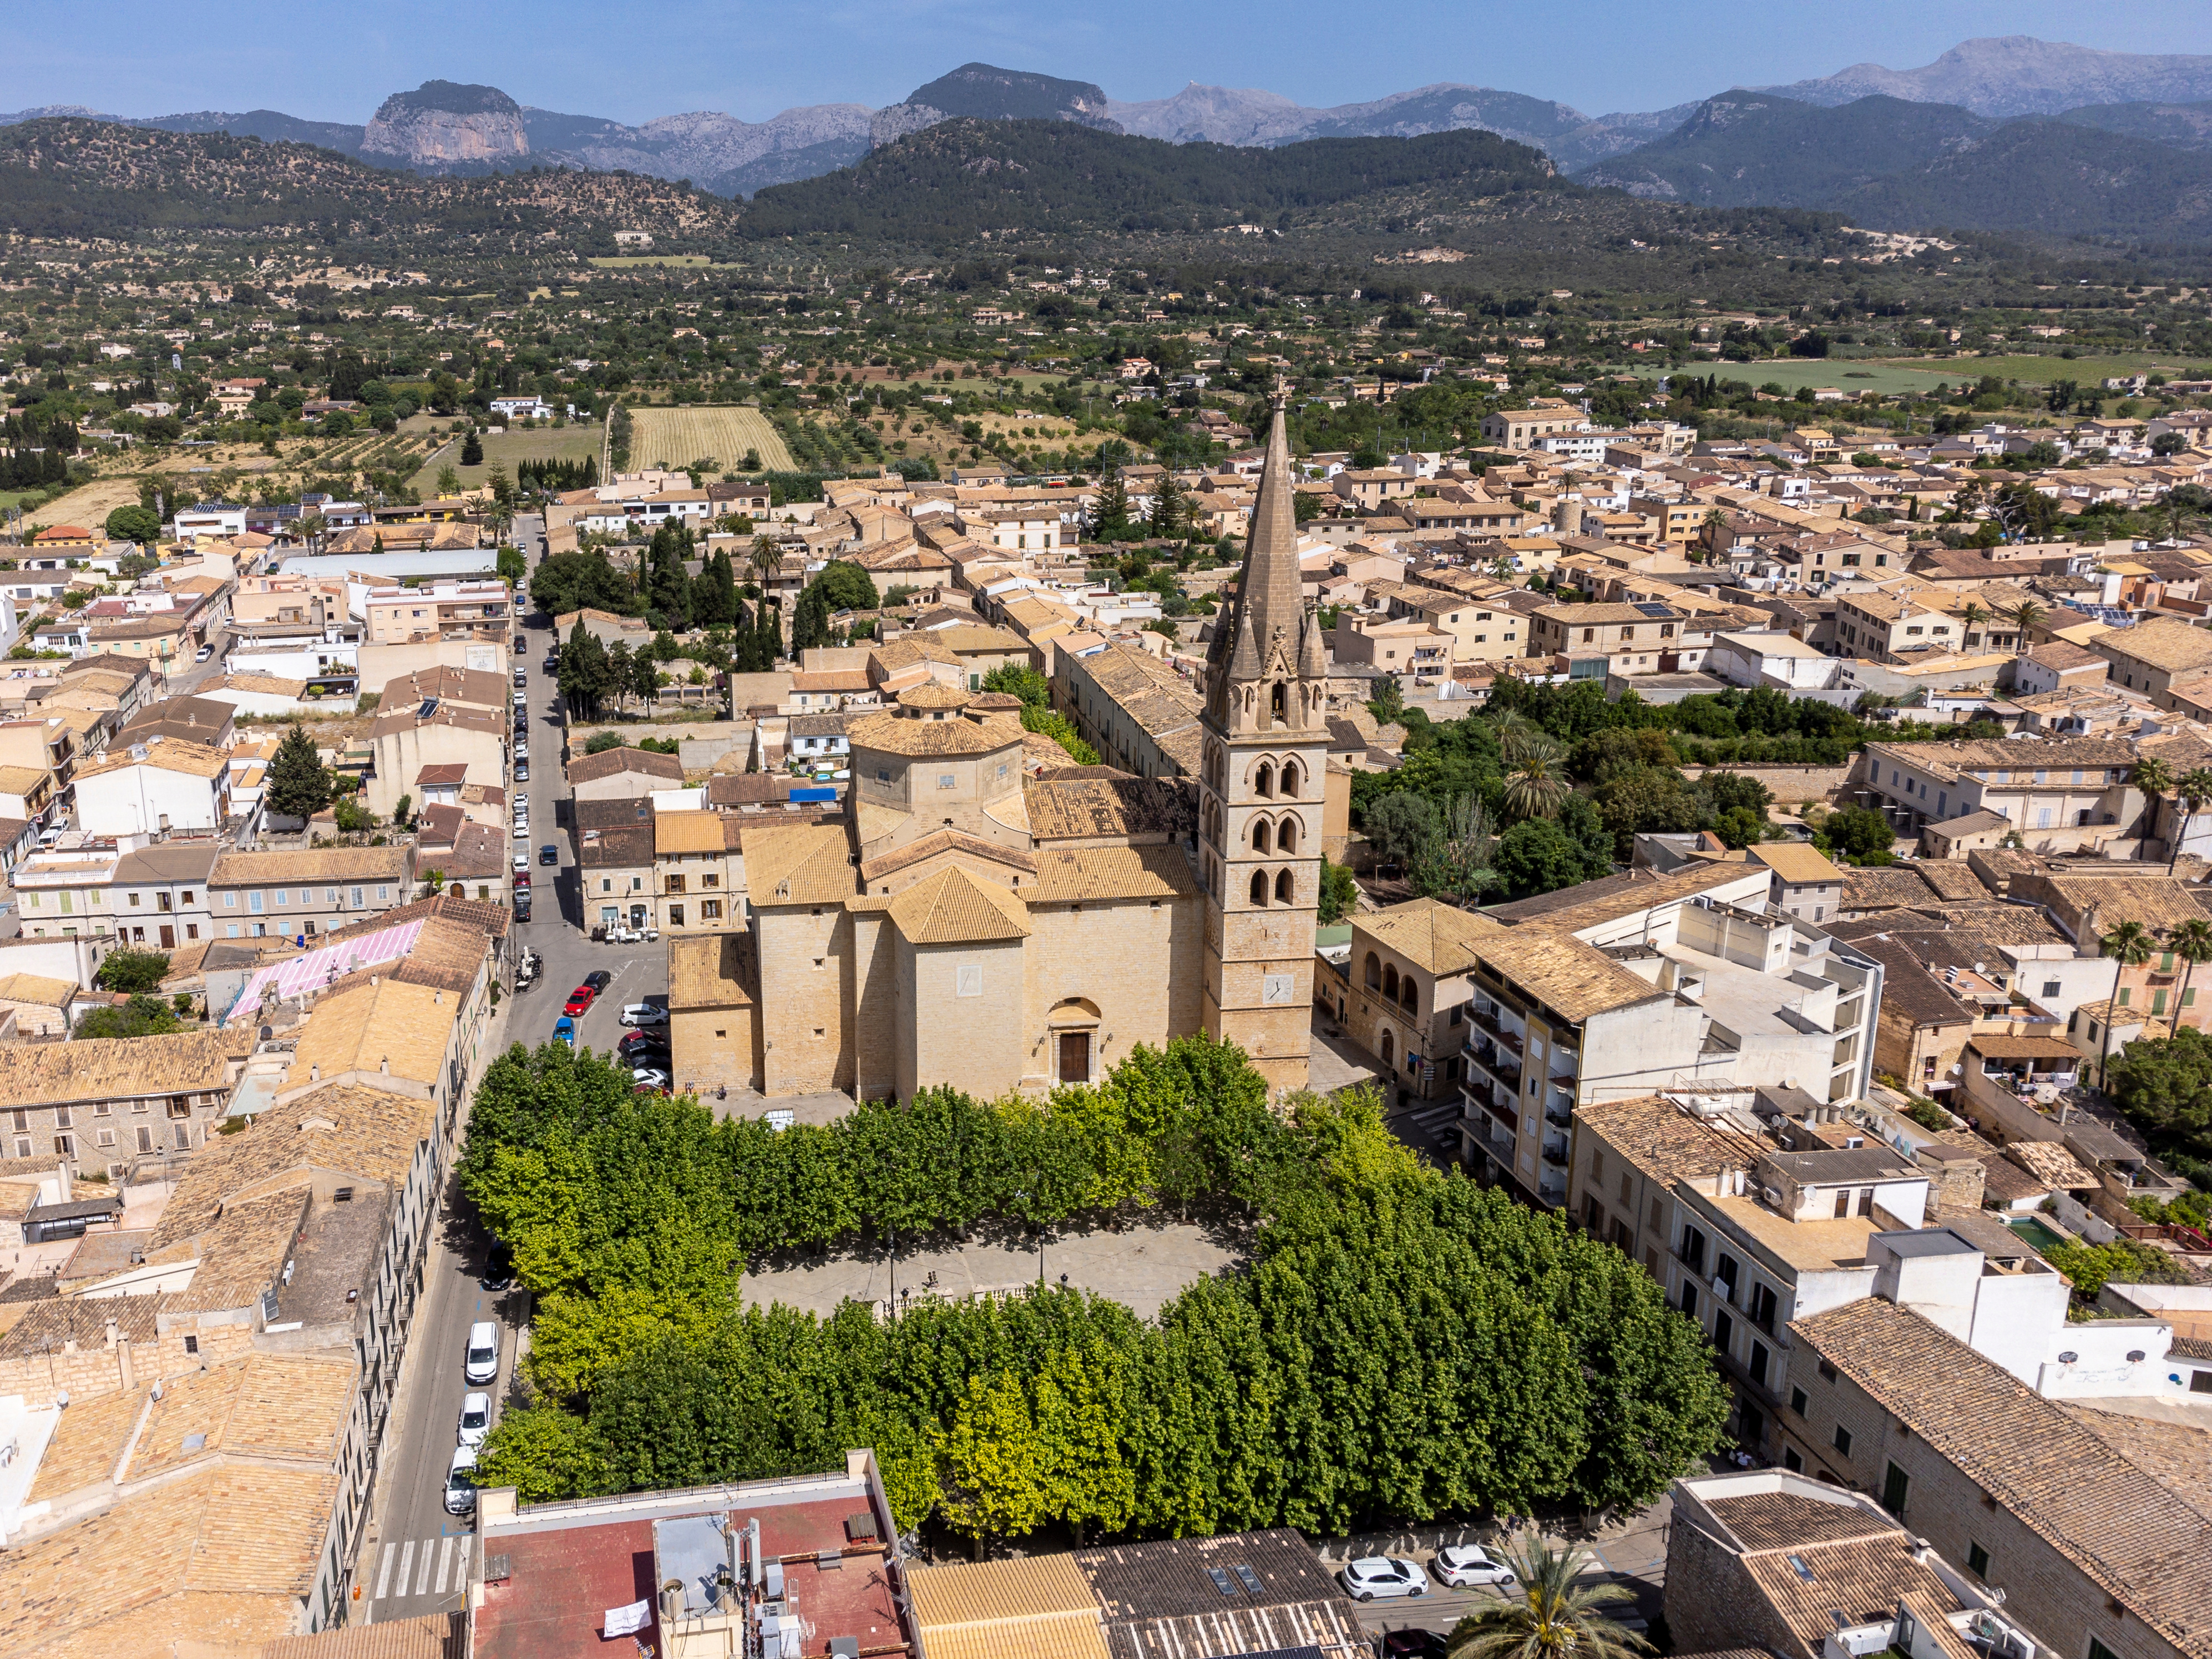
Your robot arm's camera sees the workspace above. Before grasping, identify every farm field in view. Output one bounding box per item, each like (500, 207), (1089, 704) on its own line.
(630, 405), (795, 473)
(408, 421), (604, 494)
(1607, 352), (2212, 397)
(586, 255), (721, 268)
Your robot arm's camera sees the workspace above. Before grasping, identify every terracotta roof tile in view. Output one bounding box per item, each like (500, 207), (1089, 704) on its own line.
(872, 865), (1031, 943)
(0, 1031), (236, 1109)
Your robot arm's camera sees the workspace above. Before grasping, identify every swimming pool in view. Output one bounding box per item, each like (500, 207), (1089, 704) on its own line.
(2007, 1216), (2071, 1253)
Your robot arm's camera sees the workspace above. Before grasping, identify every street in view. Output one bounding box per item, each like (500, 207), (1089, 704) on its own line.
(353, 510), (666, 1623)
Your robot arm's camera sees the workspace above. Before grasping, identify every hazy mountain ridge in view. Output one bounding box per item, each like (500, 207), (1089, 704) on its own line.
(1764, 35), (2212, 118)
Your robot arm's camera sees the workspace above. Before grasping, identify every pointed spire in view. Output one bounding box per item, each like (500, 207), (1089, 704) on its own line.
(1228, 598), (1261, 685)
(1240, 387), (1303, 657)
(1298, 604), (1328, 681)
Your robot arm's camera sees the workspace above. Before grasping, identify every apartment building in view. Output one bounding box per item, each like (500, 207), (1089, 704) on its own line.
(0, 715), (74, 826)
(1330, 898), (1499, 1100)
(2089, 614), (2212, 706)
(365, 692), (506, 818)
(1847, 737), (2139, 838)
(209, 844), (414, 938)
(1834, 590), (1962, 662)
(1747, 841), (1846, 923)
(363, 579), (513, 646)
(1527, 601), (1697, 676)
(72, 735), (234, 838)
(1481, 408), (1590, 449)
(0, 1030), (246, 1174)
(655, 808), (745, 934)
(1460, 863), (1883, 1206)
(1378, 582), (1528, 664)
(1055, 638), (1204, 781)
(1788, 1293), (2212, 1659)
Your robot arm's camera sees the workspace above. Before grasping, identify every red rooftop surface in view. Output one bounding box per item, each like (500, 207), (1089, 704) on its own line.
(472, 1455), (907, 1659)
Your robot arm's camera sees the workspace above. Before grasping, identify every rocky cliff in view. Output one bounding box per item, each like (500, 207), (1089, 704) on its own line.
(360, 80), (527, 169)
(870, 63), (1120, 150)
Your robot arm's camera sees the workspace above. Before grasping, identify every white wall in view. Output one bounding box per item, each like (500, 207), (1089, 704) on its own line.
(75, 762), (221, 838)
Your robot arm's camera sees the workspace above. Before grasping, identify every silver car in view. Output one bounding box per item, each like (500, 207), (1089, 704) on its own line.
(1339, 1556), (1426, 1602)
(1431, 1544), (1517, 1589)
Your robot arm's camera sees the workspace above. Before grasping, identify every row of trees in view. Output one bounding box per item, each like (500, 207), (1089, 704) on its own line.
(459, 1037), (1729, 1545)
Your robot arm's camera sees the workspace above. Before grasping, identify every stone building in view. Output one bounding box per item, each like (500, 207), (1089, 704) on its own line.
(669, 398), (1327, 1099)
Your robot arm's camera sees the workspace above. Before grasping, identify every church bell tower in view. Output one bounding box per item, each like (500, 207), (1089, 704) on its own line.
(1196, 391), (1330, 1092)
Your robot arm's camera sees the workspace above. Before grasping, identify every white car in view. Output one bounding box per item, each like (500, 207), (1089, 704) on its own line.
(464, 1320), (500, 1385)
(195, 644), (215, 662)
(513, 820), (530, 839)
(444, 1445), (479, 1515)
(619, 1003), (668, 1027)
(458, 1390), (492, 1451)
(1431, 1545), (1517, 1589)
(632, 1067), (671, 1090)
(515, 741), (529, 760)
(1339, 1557), (1426, 1602)
(512, 853), (528, 874)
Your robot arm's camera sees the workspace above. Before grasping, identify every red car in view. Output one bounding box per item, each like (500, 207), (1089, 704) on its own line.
(563, 985), (596, 1016)
(514, 869), (530, 888)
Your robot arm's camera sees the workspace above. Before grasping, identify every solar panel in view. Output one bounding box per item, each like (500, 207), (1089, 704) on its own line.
(1634, 602), (1675, 617)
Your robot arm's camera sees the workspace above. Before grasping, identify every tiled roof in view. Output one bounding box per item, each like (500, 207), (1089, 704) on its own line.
(907, 1554), (1109, 1659)
(1575, 1095), (1764, 1188)
(0, 972), (77, 1008)
(1357, 897), (1507, 975)
(874, 865), (1032, 943)
(161, 1188), (302, 1313)
(0, 1291), (163, 1361)
(2063, 1403), (2212, 1525)
(1749, 842), (1844, 886)
(280, 979), (458, 1096)
(0, 1031), (236, 1108)
(2098, 615), (2212, 672)
(1742, 1534), (1962, 1653)
(567, 746), (684, 783)
(847, 706), (1025, 758)
(211, 845), (411, 886)
(746, 823), (858, 906)
(576, 822), (654, 868)
(1024, 773), (1190, 842)
(667, 932), (756, 1010)
(75, 737), (229, 782)
(860, 828), (1037, 884)
(1793, 1297), (2212, 1657)
(1472, 931), (1664, 1023)
(1025, 843), (1198, 905)
(655, 809), (728, 856)
(150, 1081), (432, 1251)
(262, 1612), (467, 1659)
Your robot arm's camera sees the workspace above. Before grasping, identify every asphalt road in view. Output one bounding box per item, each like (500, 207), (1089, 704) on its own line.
(355, 512), (666, 1623)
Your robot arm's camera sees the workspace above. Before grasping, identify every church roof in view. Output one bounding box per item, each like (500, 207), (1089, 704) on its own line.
(867, 865), (1032, 943)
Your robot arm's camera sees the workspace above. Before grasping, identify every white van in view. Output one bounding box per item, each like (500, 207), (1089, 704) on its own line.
(464, 1320), (500, 1385)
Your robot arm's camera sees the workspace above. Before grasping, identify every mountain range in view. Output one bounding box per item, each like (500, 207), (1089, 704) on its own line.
(9, 36), (2212, 196)
(10, 36), (2212, 243)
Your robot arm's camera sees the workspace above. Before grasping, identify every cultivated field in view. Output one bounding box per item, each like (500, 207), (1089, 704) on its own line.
(408, 421), (604, 494)
(1607, 351), (2212, 397)
(630, 405), (795, 474)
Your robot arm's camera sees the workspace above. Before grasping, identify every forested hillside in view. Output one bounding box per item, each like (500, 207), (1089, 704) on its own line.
(738, 118), (1569, 241)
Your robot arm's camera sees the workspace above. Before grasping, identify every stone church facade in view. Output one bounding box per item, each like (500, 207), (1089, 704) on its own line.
(670, 398), (1323, 1100)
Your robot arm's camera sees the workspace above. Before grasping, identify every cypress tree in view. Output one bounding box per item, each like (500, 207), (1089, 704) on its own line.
(266, 724), (333, 820)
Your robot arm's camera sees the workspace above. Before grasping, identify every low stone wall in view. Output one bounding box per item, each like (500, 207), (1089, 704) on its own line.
(1682, 765), (1851, 808)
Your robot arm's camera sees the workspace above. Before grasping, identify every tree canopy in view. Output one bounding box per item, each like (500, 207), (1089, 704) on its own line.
(265, 724), (332, 820)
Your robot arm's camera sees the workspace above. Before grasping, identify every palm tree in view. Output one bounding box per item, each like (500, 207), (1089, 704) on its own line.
(2096, 920), (2157, 1091)
(1503, 732), (1570, 821)
(1448, 1532), (1649, 1659)
(1957, 600), (1988, 651)
(2132, 756), (2176, 860)
(1489, 707), (1539, 763)
(2003, 599), (2046, 653)
(2170, 917), (2212, 1034)
(2171, 767), (2212, 874)
(750, 533), (786, 591)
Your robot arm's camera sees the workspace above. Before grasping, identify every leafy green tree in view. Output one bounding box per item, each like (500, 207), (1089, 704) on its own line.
(811, 560), (880, 613)
(585, 730), (625, 755)
(532, 550), (642, 619)
(1364, 791), (1439, 871)
(78, 994), (181, 1039)
(266, 724), (333, 820)
(1318, 857), (1359, 924)
(95, 948), (171, 994)
(495, 544), (526, 585)
(2109, 1026), (2212, 1158)
(935, 1372), (1049, 1554)
(473, 1405), (608, 1504)
(1816, 804), (1896, 864)
(1494, 818), (1589, 901)
(983, 662), (1051, 706)
(104, 504), (161, 545)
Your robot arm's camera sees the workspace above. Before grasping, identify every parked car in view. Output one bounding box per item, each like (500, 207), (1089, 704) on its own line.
(512, 853), (528, 874)
(515, 740), (529, 760)
(194, 644), (214, 662)
(514, 893), (533, 922)
(540, 844), (559, 866)
(619, 1031), (668, 1062)
(553, 1015), (576, 1046)
(1339, 1558), (1426, 1602)
(513, 820), (530, 839)
(631, 1067), (671, 1090)
(458, 1390), (492, 1450)
(584, 970), (613, 993)
(1430, 1545), (1517, 1589)
(1379, 1633), (1450, 1659)
(514, 760), (529, 782)
(445, 1446), (479, 1515)
(464, 1320), (500, 1384)
(619, 1002), (667, 1026)
(514, 869), (530, 888)
(564, 985), (597, 1015)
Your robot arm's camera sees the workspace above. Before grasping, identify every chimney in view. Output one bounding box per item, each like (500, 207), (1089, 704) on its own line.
(104, 1316), (118, 1350)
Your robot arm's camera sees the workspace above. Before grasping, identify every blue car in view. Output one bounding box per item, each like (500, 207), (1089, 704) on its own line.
(554, 1015), (576, 1048)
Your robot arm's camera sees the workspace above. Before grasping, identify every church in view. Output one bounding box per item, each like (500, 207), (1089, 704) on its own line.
(668, 398), (1329, 1100)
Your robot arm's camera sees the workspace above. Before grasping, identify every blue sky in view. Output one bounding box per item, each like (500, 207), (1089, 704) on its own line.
(16, 1), (2212, 125)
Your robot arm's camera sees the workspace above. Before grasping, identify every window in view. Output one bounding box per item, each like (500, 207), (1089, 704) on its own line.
(1834, 1187), (1852, 1218)
(667, 904), (685, 927)
(1749, 1341), (1769, 1386)
(1713, 1309), (1732, 1354)
(937, 773), (957, 790)
(54, 1133), (73, 1159)
(248, 891), (264, 913)
(1966, 1541), (1989, 1578)
(702, 901), (721, 920)
(1790, 1385), (1809, 1416)
(1882, 1460), (1910, 1518)
(1818, 1359), (1838, 1382)
(1783, 1446), (1803, 1473)
(350, 887), (363, 907)
(184, 1334), (199, 1355)
(1833, 1424), (1853, 1457)
(275, 889), (288, 907)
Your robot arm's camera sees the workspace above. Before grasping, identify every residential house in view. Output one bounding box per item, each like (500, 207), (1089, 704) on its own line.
(1748, 842), (1847, 924)
(1528, 601), (1696, 677)
(1846, 737), (2139, 841)
(362, 579), (512, 646)
(0, 1030), (246, 1174)
(567, 745), (684, 803)
(365, 695), (505, 818)
(1834, 590), (1962, 663)
(72, 736), (234, 838)
(1332, 898), (1503, 1100)
(2090, 615), (2212, 707)
(0, 972), (77, 1035)
(1055, 640), (1205, 782)
(1480, 408), (1590, 449)
(116, 693), (236, 751)
(654, 810), (744, 934)
(578, 820), (656, 934)
(208, 845), (414, 939)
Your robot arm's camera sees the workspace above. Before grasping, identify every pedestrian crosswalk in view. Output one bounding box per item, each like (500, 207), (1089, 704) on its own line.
(369, 1532), (468, 1609)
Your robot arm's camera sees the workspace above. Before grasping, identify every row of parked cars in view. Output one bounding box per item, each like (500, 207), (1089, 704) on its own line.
(444, 1322), (504, 1515)
(1339, 1546), (1518, 1601)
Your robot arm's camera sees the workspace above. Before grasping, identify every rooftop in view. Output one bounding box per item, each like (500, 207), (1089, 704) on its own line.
(1356, 896), (1506, 976)
(279, 978), (458, 1097)
(0, 1031), (236, 1109)
(1794, 1297), (2212, 1657)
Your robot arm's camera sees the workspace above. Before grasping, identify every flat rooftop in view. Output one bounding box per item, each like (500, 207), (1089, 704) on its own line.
(474, 1467), (904, 1659)
(1709, 1193), (1881, 1274)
